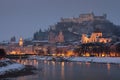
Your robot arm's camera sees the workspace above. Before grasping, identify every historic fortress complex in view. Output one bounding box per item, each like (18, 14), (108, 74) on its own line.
(61, 12), (107, 23)
(60, 12), (111, 43)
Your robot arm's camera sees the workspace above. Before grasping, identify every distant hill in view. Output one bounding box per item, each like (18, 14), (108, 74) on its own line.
(33, 13), (120, 42)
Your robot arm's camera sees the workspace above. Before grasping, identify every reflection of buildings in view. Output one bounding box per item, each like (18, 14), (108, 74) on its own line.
(81, 31), (111, 43)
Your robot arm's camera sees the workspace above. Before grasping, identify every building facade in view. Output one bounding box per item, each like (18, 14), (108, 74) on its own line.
(81, 32), (111, 43)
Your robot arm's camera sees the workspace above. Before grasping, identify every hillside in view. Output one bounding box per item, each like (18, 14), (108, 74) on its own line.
(33, 13), (120, 42)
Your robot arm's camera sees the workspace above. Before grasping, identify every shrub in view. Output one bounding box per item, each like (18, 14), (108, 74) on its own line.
(0, 48), (6, 59)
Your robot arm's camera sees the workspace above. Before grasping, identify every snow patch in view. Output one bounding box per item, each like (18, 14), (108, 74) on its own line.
(68, 57), (120, 64)
(0, 59), (25, 75)
(28, 56), (120, 64)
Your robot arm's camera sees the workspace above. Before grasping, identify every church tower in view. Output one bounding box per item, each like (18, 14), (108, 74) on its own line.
(19, 37), (23, 47)
(57, 31), (64, 43)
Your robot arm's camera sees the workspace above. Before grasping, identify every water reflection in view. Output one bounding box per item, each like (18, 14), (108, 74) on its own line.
(51, 61), (56, 80)
(107, 63), (111, 71)
(61, 62), (65, 80)
(119, 64), (120, 68)
(7, 59), (120, 80)
(85, 62), (91, 68)
(107, 63), (111, 74)
(13, 59), (38, 68)
(51, 61), (55, 66)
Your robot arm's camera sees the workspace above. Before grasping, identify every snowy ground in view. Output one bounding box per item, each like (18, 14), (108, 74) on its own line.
(28, 56), (53, 61)
(67, 57), (120, 64)
(0, 59), (25, 76)
(28, 56), (120, 64)
(0, 59), (37, 78)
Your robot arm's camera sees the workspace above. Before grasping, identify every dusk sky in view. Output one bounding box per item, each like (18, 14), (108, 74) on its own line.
(0, 0), (120, 42)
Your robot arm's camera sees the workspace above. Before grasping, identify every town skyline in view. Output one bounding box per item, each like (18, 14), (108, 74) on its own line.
(0, 0), (120, 41)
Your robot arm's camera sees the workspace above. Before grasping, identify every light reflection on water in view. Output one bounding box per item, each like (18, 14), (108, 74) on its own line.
(61, 62), (65, 80)
(107, 63), (111, 70)
(13, 59), (39, 68)
(6, 59), (120, 80)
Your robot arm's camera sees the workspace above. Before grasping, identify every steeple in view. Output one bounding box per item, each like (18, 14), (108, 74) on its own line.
(57, 31), (64, 43)
(19, 37), (23, 47)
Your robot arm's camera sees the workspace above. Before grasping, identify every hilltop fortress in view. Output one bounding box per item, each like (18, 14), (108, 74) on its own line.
(61, 12), (107, 23)
(33, 12), (120, 42)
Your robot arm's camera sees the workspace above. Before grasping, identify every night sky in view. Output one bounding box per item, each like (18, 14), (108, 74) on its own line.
(0, 0), (120, 41)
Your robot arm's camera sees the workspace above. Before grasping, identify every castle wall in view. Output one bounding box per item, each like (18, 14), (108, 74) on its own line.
(61, 13), (106, 23)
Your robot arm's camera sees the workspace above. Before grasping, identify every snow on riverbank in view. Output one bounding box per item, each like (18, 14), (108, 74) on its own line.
(68, 57), (120, 64)
(28, 56), (53, 60)
(0, 59), (25, 76)
(28, 56), (120, 64)
(0, 59), (37, 78)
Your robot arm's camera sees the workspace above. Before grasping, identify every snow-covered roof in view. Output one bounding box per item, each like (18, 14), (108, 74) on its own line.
(32, 40), (48, 43)
(56, 46), (68, 48)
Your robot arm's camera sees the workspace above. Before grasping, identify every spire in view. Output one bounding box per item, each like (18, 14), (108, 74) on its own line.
(19, 37), (23, 47)
(57, 31), (64, 43)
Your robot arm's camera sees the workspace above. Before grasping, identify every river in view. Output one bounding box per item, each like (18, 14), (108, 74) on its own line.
(6, 59), (120, 80)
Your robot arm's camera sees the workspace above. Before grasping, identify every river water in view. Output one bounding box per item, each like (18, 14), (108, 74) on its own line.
(6, 59), (120, 80)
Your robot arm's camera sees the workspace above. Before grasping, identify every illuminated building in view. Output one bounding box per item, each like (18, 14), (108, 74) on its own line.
(19, 37), (23, 47)
(81, 31), (111, 43)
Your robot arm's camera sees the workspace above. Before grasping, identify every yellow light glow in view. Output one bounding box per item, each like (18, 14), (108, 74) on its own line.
(52, 53), (56, 56)
(10, 51), (16, 54)
(102, 54), (105, 57)
(61, 54), (65, 56)
(85, 53), (90, 57)
(19, 37), (23, 46)
(66, 50), (74, 57)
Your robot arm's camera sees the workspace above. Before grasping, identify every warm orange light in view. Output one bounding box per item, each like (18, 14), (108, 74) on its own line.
(110, 52), (116, 57)
(107, 63), (111, 71)
(61, 53), (65, 56)
(19, 37), (23, 47)
(85, 53), (90, 57)
(52, 53), (56, 56)
(66, 50), (74, 57)
(10, 51), (16, 54)
(102, 54), (105, 57)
